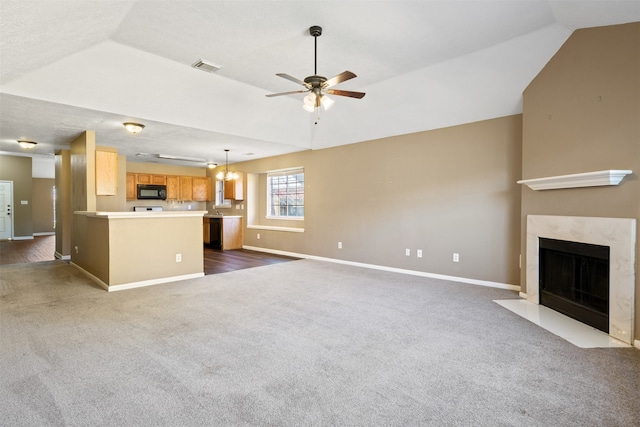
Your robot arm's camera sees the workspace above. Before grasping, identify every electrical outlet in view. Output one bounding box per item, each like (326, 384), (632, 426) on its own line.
(176, 253), (182, 263)
(338, 241), (342, 249)
(417, 249), (423, 258)
(257, 233), (261, 239)
(74, 246), (78, 254)
(453, 253), (459, 263)
(405, 248), (411, 256)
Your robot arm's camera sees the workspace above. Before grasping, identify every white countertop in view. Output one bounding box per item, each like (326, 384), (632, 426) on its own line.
(75, 211), (208, 219)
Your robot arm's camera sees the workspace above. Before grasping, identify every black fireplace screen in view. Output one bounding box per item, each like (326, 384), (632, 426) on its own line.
(539, 238), (610, 333)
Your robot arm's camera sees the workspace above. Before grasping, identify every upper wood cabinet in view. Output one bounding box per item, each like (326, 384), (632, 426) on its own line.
(193, 177), (211, 201)
(96, 149), (118, 196)
(166, 175), (179, 200)
(136, 173), (166, 185)
(223, 172), (244, 201)
(179, 176), (193, 201)
(126, 173), (136, 200)
(126, 173), (210, 201)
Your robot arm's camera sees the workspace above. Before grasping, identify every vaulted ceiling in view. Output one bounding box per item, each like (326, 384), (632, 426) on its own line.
(1, 1), (639, 176)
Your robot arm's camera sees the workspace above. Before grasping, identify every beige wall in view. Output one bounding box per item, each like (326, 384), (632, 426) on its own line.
(235, 115), (523, 285)
(108, 216), (203, 286)
(32, 178), (54, 234)
(55, 150), (72, 257)
(70, 131), (96, 212)
(521, 23), (640, 340)
(0, 155), (33, 237)
(127, 161), (207, 177)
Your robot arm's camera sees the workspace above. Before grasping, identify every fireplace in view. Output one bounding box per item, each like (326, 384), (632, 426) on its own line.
(525, 215), (636, 345)
(539, 238), (610, 333)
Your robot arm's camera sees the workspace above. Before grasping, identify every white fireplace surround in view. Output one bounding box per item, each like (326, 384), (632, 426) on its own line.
(525, 215), (636, 345)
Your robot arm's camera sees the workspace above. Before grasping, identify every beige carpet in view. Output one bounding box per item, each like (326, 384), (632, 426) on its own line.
(1, 259), (639, 426)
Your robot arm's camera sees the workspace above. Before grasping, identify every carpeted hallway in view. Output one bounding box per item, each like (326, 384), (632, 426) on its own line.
(1, 259), (639, 426)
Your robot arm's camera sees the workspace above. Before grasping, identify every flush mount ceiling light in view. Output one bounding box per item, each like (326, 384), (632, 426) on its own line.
(216, 149), (238, 181)
(266, 26), (365, 114)
(123, 122), (145, 134)
(156, 154), (207, 163)
(191, 59), (222, 73)
(207, 162), (217, 169)
(18, 140), (37, 149)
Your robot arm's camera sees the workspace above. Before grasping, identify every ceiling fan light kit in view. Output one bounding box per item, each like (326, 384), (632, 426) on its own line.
(266, 25), (365, 115)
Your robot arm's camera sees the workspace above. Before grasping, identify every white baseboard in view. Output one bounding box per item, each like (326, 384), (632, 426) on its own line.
(242, 245), (521, 292)
(519, 292), (527, 299)
(71, 262), (204, 292)
(11, 236), (34, 241)
(635, 340), (640, 350)
(33, 232), (55, 236)
(55, 251), (71, 260)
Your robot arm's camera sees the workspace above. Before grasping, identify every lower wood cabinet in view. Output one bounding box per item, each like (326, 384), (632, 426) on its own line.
(206, 216), (242, 250)
(203, 218), (211, 245)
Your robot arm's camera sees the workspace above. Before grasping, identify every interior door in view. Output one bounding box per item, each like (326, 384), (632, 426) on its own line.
(0, 181), (13, 239)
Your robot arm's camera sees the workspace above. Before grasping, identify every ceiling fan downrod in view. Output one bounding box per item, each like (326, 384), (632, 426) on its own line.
(310, 26), (322, 75)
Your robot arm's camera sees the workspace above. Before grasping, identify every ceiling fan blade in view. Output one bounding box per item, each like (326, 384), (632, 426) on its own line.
(276, 73), (307, 86)
(324, 71), (357, 88)
(326, 89), (366, 99)
(265, 90), (308, 98)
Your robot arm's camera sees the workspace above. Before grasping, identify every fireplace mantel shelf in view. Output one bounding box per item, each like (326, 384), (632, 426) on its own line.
(517, 170), (632, 191)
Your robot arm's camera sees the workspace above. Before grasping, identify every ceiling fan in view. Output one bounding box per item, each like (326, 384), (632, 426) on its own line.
(266, 25), (365, 112)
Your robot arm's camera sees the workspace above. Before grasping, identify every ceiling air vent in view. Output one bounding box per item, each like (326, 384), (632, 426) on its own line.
(191, 59), (222, 73)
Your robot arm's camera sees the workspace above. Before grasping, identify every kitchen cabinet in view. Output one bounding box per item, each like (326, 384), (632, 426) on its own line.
(126, 173), (136, 200)
(206, 216), (243, 250)
(223, 172), (244, 201)
(95, 149), (118, 196)
(193, 177), (211, 201)
(166, 175), (179, 200)
(136, 173), (166, 185)
(179, 176), (193, 201)
(203, 217), (211, 245)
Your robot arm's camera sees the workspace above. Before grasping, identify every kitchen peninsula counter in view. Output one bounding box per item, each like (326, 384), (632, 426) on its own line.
(73, 210), (207, 291)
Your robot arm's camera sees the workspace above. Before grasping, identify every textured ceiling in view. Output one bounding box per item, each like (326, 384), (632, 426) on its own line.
(1, 1), (639, 177)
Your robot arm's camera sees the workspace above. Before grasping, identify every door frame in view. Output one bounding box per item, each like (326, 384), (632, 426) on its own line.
(0, 180), (14, 240)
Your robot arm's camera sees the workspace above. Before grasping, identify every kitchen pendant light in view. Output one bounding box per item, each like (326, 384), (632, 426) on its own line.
(216, 149), (238, 181)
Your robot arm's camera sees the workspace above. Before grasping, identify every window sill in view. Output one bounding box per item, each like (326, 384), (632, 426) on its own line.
(247, 225), (304, 233)
(265, 216), (304, 221)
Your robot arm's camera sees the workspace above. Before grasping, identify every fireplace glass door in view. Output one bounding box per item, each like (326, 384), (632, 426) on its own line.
(539, 238), (610, 333)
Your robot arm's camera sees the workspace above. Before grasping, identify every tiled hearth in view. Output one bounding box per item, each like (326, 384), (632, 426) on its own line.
(524, 215), (636, 345)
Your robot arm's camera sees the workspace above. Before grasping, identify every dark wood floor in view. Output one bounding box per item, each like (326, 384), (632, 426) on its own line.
(0, 235), (56, 265)
(203, 247), (299, 275)
(0, 236), (299, 274)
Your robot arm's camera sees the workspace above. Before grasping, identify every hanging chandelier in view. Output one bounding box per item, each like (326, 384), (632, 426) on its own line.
(216, 149), (238, 181)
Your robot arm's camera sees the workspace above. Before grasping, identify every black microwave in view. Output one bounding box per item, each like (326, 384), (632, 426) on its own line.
(137, 184), (167, 200)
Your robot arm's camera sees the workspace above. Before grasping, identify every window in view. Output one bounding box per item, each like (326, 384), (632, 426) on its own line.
(214, 180), (231, 207)
(267, 169), (304, 218)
